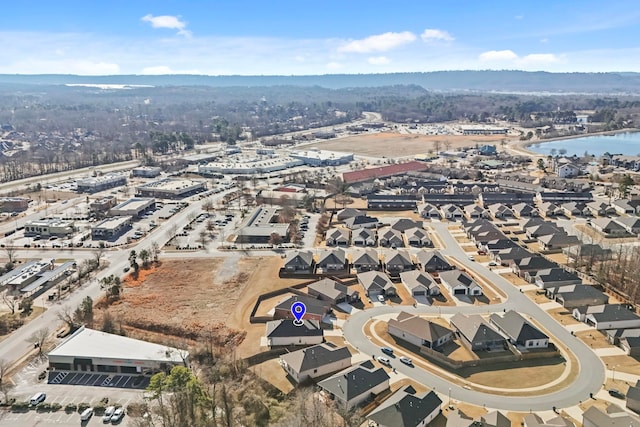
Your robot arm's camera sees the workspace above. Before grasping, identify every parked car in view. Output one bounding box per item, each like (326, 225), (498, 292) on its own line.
(399, 356), (413, 366)
(468, 255), (475, 261)
(123, 266), (130, 273)
(377, 294), (385, 303)
(609, 389), (625, 399)
(80, 407), (93, 421)
(488, 261), (497, 266)
(29, 392), (46, 406)
(111, 407), (125, 423)
(376, 356), (391, 366)
(381, 347), (394, 356)
(103, 406), (116, 422)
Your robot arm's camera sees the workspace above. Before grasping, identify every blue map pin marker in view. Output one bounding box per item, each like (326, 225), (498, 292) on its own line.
(291, 301), (306, 326)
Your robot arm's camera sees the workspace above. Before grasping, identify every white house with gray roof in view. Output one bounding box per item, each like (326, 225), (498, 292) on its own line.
(439, 269), (482, 296)
(279, 342), (352, 384)
(573, 304), (640, 330)
(318, 360), (390, 410)
(367, 385), (442, 427)
(388, 311), (452, 349)
(265, 319), (323, 347)
(489, 311), (549, 349)
(400, 270), (440, 297)
(357, 271), (396, 297)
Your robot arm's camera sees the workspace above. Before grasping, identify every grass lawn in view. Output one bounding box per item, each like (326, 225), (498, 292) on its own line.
(575, 330), (613, 349)
(602, 355), (640, 376)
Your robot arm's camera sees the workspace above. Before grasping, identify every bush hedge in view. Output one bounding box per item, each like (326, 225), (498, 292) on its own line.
(65, 403), (77, 413)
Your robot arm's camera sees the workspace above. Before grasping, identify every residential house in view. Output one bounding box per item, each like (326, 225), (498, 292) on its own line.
(573, 304), (640, 330)
(613, 199), (640, 215)
(388, 311), (453, 349)
(614, 216), (640, 234)
(533, 268), (582, 289)
(450, 313), (506, 351)
(274, 295), (332, 322)
(352, 228), (377, 246)
(511, 202), (539, 218)
(391, 218), (423, 232)
(283, 250), (315, 273)
(440, 204), (465, 220)
(367, 194), (418, 210)
(317, 249), (348, 272)
(344, 215), (379, 230)
(526, 223), (562, 239)
(556, 162), (581, 178)
(357, 271), (396, 297)
(627, 381), (640, 414)
(337, 208), (364, 222)
(521, 217), (546, 230)
(482, 238), (518, 254)
(489, 310), (549, 348)
(307, 278), (360, 305)
(514, 256), (559, 279)
(563, 244), (613, 263)
(265, 319), (324, 347)
(586, 201), (615, 217)
(537, 191), (593, 203)
(537, 232), (580, 250)
(464, 204), (488, 219)
(479, 192), (535, 207)
(318, 360), (390, 410)
(487, 203), (514, 219)
(538, 202), (561, 217)
(446, 410), (511, 427)
(421, 203), (441, 219)
(416, 250), (452, 272)
(439, 269), (483, 296)
(590, 218), (629, 237)
(351, 248), (380, 272)
(546, 285), (608, 309)
(384, 250), (414, 275)
(523, 414), (575, 427)
(606, 328), (640, 345)
(493, 246), (533, 266)
(405, 227), (432, 247)
(582, 403), (640, 427)
(367, 385), (442, 427)
(400, 270), (440, 297)
(478, 144), (498, 155)
(621, 337), (640, 357)
(560, 202), (589, 217)
(326, 228), (350, 247)
(280, 342), (352, 383)
(380, 228), (404, 248)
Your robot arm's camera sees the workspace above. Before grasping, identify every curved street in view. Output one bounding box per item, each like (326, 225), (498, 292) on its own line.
(342, 221), (605, 412)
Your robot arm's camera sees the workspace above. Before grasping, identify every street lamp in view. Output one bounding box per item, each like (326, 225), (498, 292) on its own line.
(448, 387), (452, 409)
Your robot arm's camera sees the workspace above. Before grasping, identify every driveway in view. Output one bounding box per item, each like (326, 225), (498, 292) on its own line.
(342, 221), (606, 412)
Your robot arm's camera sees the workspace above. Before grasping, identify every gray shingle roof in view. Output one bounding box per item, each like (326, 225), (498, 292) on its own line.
(265, 319), (323, 339)
(318, 360), (389, 402)
(489, 310), (548, 343)
(280, 342), (351, 373)
(367, 385), (442, 427)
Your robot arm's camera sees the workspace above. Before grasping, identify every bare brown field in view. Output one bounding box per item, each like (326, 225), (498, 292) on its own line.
(501, 272), (529, 287)
(97, 257), (302, 358)
(575, 330), (612, 350)
(602, 355), (640, 376)
(307, 132), (505, 157)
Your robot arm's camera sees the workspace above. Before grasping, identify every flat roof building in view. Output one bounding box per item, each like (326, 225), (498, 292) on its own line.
(198, 156), (304, 175)
(24, 218), (74, 237)
(136, 178), (206, 199)
(48, 326), (187, 375)
(289, 149), (354, 166)
(91, 216), (132, 240)
(109, 197), (155, 218)
(131, 166), (162, 178)
(77, 173), (127, 193)
(89, 196), (117, 215)
(0, 197), (29, 213)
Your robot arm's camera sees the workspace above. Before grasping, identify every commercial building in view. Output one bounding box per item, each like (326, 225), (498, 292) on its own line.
(76, 173), (127, 193)
(0, 197), (29, 212)
(91, 216), (132, 240)
(235, 206), (290, 244)
(48, 326), (187, 374)
(24, 218), (74, 238)
(109, 198), (155, 218)
(89, 196), (117, 216)
(136, 178), (206, 199)
(0, 259), (53, 289)
(198, 156), (304, 175)
(289, 149), (354, 166)
(131, 166), (162, 178)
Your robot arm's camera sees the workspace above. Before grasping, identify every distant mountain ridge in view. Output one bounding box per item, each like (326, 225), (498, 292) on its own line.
(0, 71), (639, 93)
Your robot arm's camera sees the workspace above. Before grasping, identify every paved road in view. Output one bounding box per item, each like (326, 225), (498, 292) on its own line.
(343, 221), (606, 412)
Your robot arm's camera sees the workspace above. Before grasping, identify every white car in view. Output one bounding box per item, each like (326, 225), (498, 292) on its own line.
(111, 407), (125, 423)
(468, 255), (475, 261)
(103, 406), (115, 422)
(376, 356), (391, 366)
(377, 294), (385, 302)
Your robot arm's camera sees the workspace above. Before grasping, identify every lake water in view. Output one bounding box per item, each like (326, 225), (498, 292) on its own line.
(527, 131), (640, 157)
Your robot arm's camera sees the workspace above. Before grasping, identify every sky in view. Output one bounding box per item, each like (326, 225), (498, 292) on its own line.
(0, 0), (639, 76)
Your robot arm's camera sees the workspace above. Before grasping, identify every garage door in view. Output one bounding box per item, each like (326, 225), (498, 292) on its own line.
(454, 289), (466, 295)
(413, 290), (426, 296)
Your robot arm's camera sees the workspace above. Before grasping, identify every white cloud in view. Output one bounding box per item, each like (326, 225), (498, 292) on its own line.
(141, 14), (191, 37)
(479, 50), (518, 62)
(326, 62), (343, 70)
(368, 56), (390, 65)
(519, 53), (561, 64)
(420, 29), (454, 43)
(141, 65), (201, 75)
(338, 31), (416, 53)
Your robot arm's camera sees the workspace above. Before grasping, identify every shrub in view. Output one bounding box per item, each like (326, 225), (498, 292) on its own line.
(11, 401), (30, 412)
(36, 402), (51, 412)
(50, 403), (62, 412)
(93, 404), (106, 415)
(126, 401), (148, 417)
(100, 396), (109, 405)
(77, 402), (90, 413)
(64, 403), (77, 413)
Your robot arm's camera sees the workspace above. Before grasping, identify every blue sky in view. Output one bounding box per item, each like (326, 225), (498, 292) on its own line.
(0, 0), (638, 75)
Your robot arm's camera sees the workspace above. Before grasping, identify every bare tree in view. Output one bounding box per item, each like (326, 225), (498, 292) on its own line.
(30, 327), (50, 355)
(198, 230), (208, 249)
(1, 291), (18, 315)
(150, 241), (160, 264)
(93, 244), (106, 268)
(57, 305), (79, 331)
(0, 359), (13, 403)
(4, 242), (16, 265)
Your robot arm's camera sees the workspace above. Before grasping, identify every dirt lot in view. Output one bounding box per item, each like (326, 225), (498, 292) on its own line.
(602, 354), (640, 376)
(576, 330), (612, 350)
(97, 256), (302, 358)
(547, 307), (581, 326)
(307, 132), (505, 157)
(502, 272), (530, 287)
